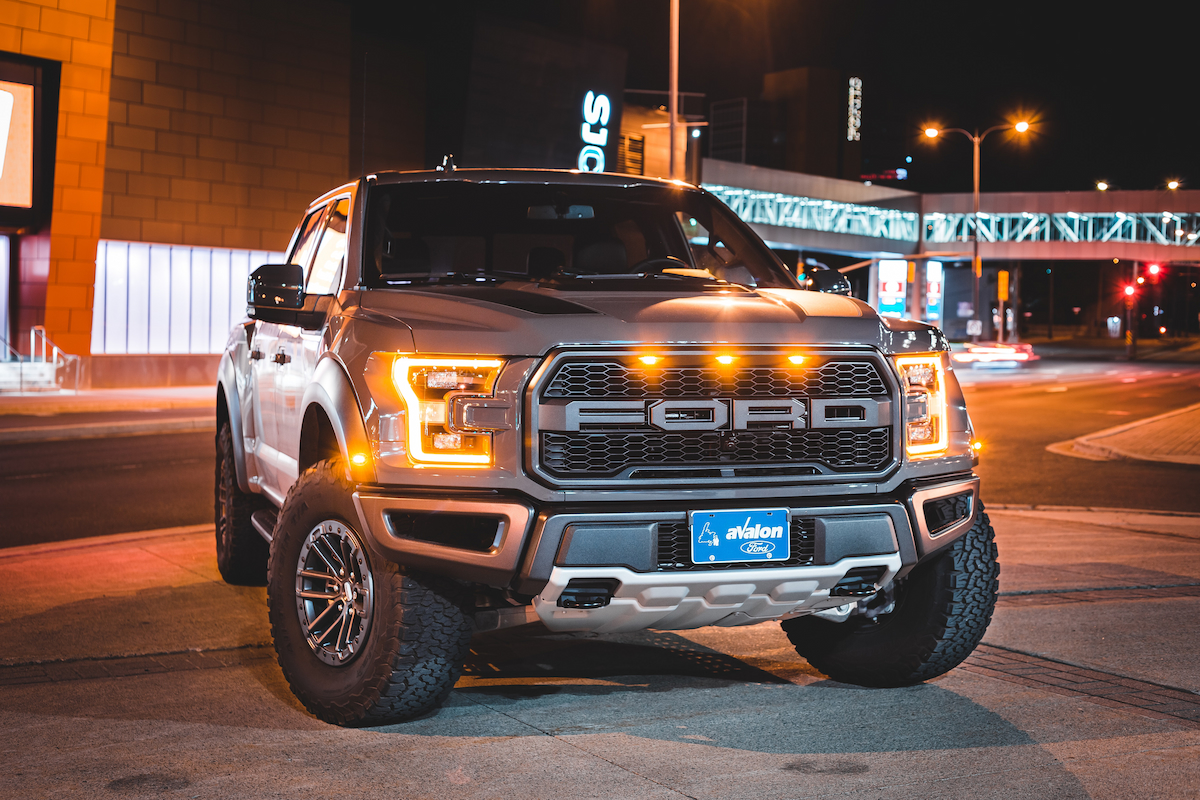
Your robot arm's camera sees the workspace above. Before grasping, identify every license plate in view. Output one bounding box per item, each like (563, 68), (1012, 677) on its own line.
(690, 508), (790, 564)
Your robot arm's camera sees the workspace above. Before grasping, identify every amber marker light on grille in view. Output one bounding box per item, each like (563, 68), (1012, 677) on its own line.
(392, 356), (504, 466)
(716, 355), (736, 365)
(893, 353), (949, 458)
(787, 355), (807, 365)
(639, 355), (660, 365)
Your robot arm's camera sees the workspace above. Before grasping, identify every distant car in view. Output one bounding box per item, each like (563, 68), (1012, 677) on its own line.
(950, 341), (1039, 368)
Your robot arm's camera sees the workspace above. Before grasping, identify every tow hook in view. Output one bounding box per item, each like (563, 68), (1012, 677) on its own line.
(557, 578), (620, 609)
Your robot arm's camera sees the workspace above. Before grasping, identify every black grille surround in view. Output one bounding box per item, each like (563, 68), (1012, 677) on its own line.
(657, 518), (816, 571)
(528, 349), (901, 487)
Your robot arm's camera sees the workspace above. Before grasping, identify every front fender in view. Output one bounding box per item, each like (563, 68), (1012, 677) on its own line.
(301, 356), (377, 484)
(217, 350), (255, 494)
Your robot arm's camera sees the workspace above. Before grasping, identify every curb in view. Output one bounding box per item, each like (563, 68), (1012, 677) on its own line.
(1071, 401), (1200, 465)
(0, 524), (214, 559)
(0, 417), (216, 443)
(1045, 401), (1200, 466)
(988, 504), (1200, 518)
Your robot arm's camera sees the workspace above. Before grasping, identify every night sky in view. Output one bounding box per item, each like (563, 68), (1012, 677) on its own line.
(409, 0), (1200, 195)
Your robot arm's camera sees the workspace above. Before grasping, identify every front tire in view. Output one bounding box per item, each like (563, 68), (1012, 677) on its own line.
(267, 458), (473, 726)
(781, 504), (999, 687)
(215, 421), (270, 585)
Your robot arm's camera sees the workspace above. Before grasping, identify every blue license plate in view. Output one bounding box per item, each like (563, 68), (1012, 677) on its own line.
(690, 508), (790, 564)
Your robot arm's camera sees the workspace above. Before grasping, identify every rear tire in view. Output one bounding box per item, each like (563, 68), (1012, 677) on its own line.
(215, 421), (270, 585)
(268, 458), (473, 726)
(781, 504), (999, 687)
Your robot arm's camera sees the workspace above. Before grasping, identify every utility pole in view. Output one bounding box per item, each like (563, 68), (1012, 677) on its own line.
(1047, 264), (1054, 340)
(668, 0), (679, 180)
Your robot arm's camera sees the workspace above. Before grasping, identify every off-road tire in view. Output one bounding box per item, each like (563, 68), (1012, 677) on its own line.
(267, 458), (474, 726)
(781, 504), (999, 687)
(215, 422), (270, 585)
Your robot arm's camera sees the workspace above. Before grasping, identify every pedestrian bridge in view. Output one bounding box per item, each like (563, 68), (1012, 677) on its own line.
(702, 159), (1200, 263)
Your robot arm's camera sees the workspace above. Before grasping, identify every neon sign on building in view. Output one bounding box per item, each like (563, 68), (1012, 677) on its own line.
(846, 77), (862, 142)
(578, 90), (610, 172)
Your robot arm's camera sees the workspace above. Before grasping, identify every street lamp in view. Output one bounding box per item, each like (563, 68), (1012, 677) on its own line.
(924, 121), (1032, 341)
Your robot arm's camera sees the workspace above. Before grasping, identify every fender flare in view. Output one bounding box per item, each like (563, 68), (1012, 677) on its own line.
(216, 351), (253, 493)
(300, 356), (377, 484)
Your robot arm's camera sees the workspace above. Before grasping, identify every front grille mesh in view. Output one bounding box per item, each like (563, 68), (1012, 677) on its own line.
(541, 428), (891, 476)
(657, 517), (816, 570)
(543, 360), (887, 399)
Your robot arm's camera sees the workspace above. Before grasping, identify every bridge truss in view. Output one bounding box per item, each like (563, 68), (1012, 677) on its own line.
(703, 185), (920, 243)
(925, 211), (1200, 248)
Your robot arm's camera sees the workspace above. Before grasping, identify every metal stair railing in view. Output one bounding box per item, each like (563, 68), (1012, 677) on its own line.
(0, 328), (81, 393)
(30, 326), (81, 392)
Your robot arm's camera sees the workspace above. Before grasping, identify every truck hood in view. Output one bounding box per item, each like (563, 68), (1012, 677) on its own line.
(352, 283), (939, 355)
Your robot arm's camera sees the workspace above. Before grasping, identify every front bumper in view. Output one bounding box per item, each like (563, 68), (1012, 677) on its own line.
(352, 474), (980, 627)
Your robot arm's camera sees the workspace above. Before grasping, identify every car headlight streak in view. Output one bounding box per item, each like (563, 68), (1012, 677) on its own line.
(392, 357), (505, 466)
(894, 353), (949, 458)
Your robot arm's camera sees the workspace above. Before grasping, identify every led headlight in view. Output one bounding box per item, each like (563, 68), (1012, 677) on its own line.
(893, 353), (949, 458)
(392, 357), (506, 466)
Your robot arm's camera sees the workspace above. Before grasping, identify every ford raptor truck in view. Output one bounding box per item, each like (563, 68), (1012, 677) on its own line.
(214, 168), (999, 726)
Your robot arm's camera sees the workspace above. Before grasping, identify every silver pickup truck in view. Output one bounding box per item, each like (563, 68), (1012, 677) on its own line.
(215, 168), (998, 726)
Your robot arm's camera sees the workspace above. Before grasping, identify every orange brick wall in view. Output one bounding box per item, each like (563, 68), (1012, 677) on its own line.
(100, 0), (352, 253)
(2, 0), (117, 355)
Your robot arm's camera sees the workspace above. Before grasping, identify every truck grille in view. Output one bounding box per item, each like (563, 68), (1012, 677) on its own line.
(541, 428), (890, 476)
(544, 361), (887, 398)
(531, 351), (897, 484)
(657, 518), (816, 570)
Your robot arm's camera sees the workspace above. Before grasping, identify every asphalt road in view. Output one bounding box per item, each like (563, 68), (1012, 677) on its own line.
(0, 431), (213, 548)
(963, 362), (1200, 512)
(1, 361), (1196, 548)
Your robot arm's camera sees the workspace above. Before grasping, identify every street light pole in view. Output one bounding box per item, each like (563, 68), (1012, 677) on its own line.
(925, 121), (1029, 342)
(972, 129), (981, 341)
(668, 0), (679, 180)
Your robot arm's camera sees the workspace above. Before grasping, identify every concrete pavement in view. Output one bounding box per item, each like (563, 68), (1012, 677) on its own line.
(1, 507), (1198, 799)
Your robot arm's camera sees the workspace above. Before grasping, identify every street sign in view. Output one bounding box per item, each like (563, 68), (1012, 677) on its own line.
(966, 320), (983, 336)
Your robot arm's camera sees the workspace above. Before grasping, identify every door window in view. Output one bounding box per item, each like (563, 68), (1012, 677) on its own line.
(306, 197), (350, 295)
(289, 204), (328, 272)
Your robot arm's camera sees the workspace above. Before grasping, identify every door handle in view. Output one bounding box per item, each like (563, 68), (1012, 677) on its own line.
(273, 351), (291, 365)
(250, 349), (264, 360)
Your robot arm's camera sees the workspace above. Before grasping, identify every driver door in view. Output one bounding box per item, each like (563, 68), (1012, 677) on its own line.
(275, 195), (351, 488)
(251, 202), (327, 500)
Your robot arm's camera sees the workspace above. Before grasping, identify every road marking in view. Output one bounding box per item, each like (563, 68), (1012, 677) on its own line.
(1045, 386), (1068, 392)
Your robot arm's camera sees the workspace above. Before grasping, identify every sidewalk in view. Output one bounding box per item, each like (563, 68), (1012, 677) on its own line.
(1049, 402), (1200, 465)
(0, 387), (214, 443)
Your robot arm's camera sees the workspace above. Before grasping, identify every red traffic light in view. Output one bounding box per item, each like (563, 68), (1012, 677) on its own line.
(1147, 263), (1161, 275)
(1124, 285), (1136, 296)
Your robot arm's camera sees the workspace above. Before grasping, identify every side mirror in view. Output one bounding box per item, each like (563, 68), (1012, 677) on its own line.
(247, 264), (333, 330)
(248, 264), (305, 311)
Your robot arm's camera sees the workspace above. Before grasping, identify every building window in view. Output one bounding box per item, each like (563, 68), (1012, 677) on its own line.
(616, 133), (645, 175)
(90, 241), (283, 355)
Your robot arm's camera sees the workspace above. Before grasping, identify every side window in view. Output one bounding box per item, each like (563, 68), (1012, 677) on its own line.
(306, 197), (351, 295)
(289, 205), (328, 271)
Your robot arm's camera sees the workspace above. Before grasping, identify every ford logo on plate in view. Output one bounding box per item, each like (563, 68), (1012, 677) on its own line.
(740, 541), (775, 556)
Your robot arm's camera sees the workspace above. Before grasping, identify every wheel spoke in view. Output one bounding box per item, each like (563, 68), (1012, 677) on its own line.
(313, 536), (347, 575)
(306, 598), (341, 637)
(300, 568), (336, 582)
(298, 589), (339, 600)
(319, 608), (347, 647)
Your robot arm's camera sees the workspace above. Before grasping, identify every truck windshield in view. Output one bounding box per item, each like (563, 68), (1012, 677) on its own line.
(362, 182), (799, 291)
